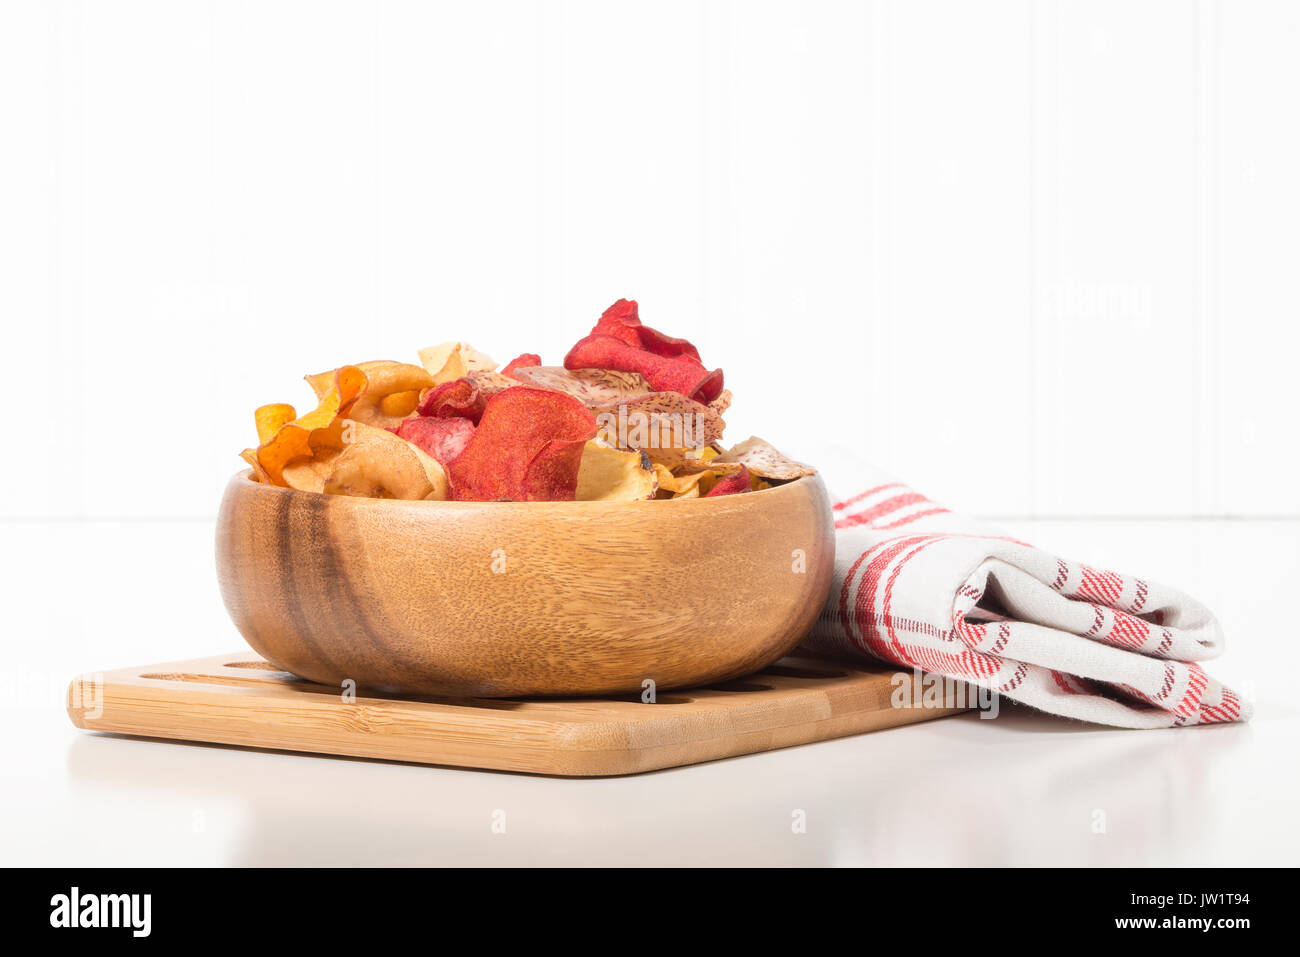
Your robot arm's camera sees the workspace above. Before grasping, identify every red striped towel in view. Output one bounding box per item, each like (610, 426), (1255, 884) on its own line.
(802, 470), (1249, 728)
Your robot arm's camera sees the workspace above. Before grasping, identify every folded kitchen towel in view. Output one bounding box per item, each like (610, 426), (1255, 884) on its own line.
(801, 467), (1250, 728)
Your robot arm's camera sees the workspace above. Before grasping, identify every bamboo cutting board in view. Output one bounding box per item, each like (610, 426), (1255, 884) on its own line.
(66, 653), (965, 776)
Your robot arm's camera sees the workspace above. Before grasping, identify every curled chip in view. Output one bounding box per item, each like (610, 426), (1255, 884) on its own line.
(565, 334), (723, 404)
(593, 298), (703, 363)
(307, 360), (434, 431)
(418, 341), (497, 385)
(379, 391), (421, 418)
(464, 370), (517, 396)
(280, 450), (342, 494)
(670, 451), (740, 475)
(323, 422), (449, 501)
(348, 360), (434, 430)
(393, 416), (476, 467)
(239, 449), (269, 483)
(672, 465), (741, 498)
(511, 365), (652, 407)
(705, 465), (752, 497)
(652, 464), (677, 498)
(501, 353), (541, 379)
(448, 387), (597, 501)
(417, 377), (489, 424)
(416, 371), (519, 425)
(652, 464), (704, 499)
(254, 404), (297, 445)
(565, 299), (723, 403)
(247, 365), (367, 486)
(708, 389), (733, 416)
(713, 436), (817, 481)
(575, 439), (657, 501)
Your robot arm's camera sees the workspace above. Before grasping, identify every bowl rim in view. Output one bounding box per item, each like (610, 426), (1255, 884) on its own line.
(226, 469), (825, 514)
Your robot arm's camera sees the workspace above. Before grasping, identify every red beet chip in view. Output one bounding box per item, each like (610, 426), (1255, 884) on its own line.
(393, 416), (476, 466)
(593, 298), (703, 364)
(592, 299), (645, 349)
(501, 353), (542, 379)
(447, 387), (597, 501)
(705, 466), (751, 497)
(417, 377), (488, 424)
(564, 333), (724, 403)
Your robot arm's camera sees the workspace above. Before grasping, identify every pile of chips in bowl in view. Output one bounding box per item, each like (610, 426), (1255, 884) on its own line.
(241, 299), (816, 502)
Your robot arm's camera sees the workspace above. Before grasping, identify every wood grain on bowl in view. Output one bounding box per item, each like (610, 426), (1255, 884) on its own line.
(215, 471), (834, 698)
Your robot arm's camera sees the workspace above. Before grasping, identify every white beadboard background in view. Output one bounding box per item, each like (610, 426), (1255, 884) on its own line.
(2, 0), (1296, 521)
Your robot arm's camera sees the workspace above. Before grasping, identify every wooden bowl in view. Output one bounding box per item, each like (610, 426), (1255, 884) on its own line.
(215, 471), (834, 698)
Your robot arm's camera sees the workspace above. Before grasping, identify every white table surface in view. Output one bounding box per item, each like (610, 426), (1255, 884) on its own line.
(2, 517), (1296, 867)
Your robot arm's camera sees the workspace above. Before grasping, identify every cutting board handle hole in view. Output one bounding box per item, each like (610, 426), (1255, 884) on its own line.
(707, 681), (775, 693)
(762, 664), (848, 680)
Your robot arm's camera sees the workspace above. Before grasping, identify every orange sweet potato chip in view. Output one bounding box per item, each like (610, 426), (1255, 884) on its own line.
(246, 365), (367, 486)
(379, 391), (421, 418)
(575, 440), (657, 501)
(254, 403), (297, 445)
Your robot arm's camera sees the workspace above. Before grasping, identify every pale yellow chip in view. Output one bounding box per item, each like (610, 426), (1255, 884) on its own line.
(336, 360), (436, 431)
(671, 450), (739, 476)
(281, 447), (342, 494)
(576, 440), (657, 501)
(323, 422), (450, 501)
(670, 469), (717, 498)
(418, 341), (497, 385)
(653, 462), (738, 499)
(652, 463), (674, 493)
(646, 443), (722, 472)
